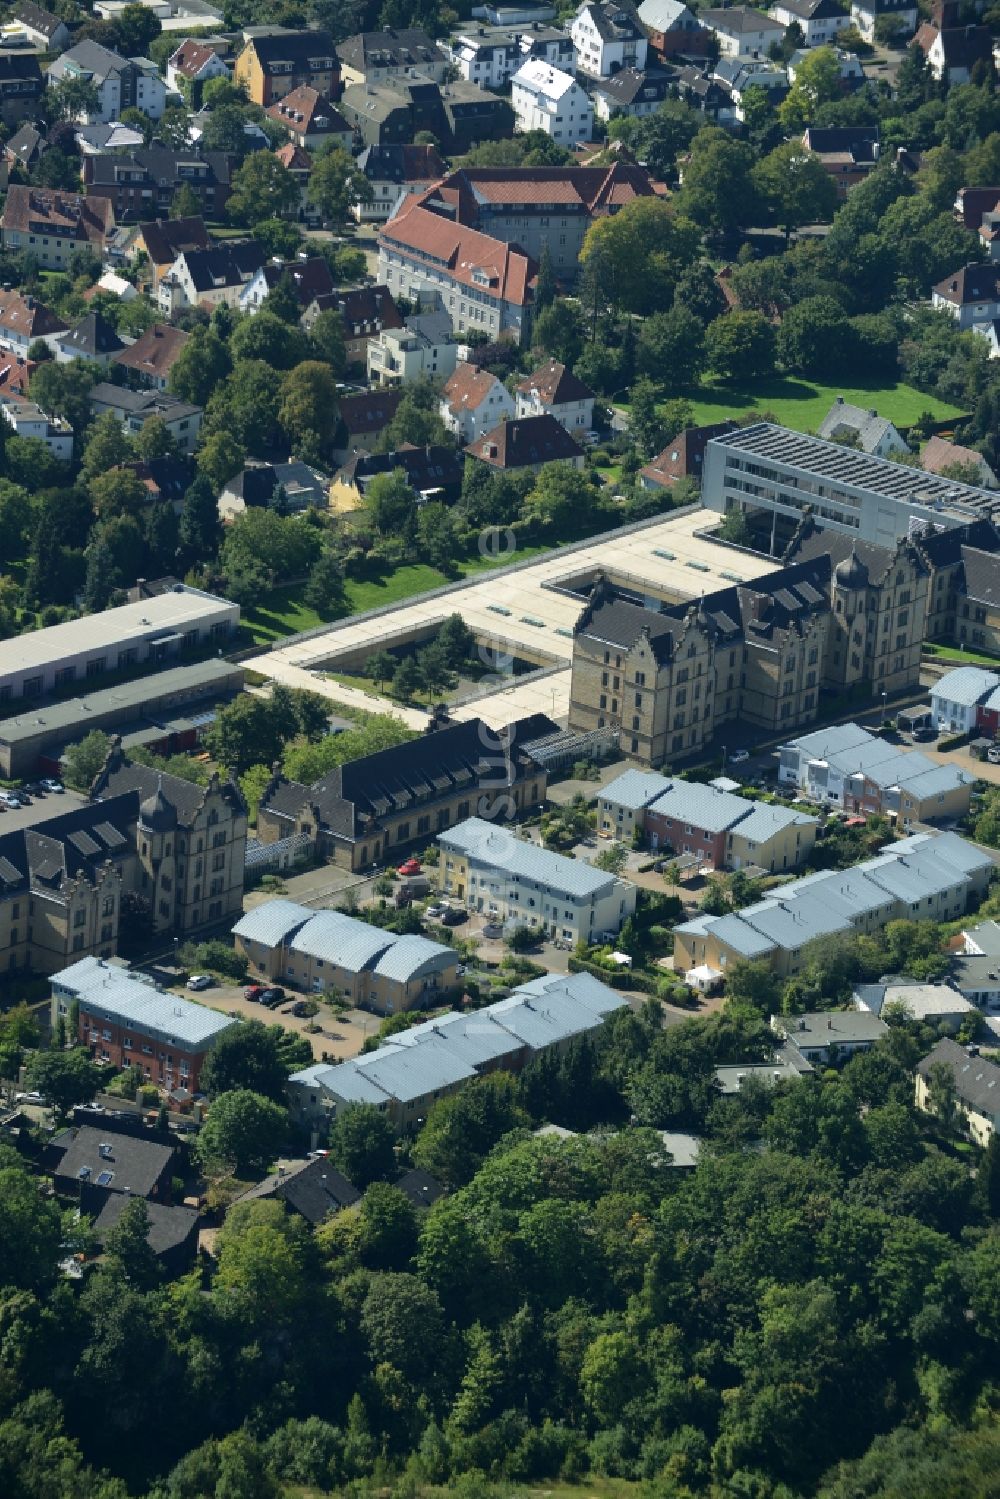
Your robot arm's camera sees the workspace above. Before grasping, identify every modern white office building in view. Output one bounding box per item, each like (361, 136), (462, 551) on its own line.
(0, 586), (238, 704)
(701, 422), (1000, 547)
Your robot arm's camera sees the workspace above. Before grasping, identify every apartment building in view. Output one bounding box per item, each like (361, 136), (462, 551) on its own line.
(407, 161), (661, 277)
(352, 143), (446, 225)
(378, 198), (536, 343)
(83, 147), (232, 223)
(598, 768), (818, 871)
(0, 186), (114, 270)
(367, 309), (458, 388)
(571, 0), (648, 77)
(46, 41), (166, 122)
(234, 899), (460, 1013)
(234, 30), (338, 106)
(701, 421), (999, 547)
(569, 536), (929, 765)
(445, 22), (574, 89)
(438, 815), (636, 943)
(0, 395), (72, 460)
(337, 27), (448, 85)
(257, 714), (556, 872)
(779, 720), (975, 824)
(158, 240), (266, 314)
(511, 59), (594, 143)
(674, 829), (994, 980)
(288, 971), (626, 1133)
(0, 52), (43, 127)
(699, 5), (784, 55)
(89, 384), (202, 454)
(51, 956), (235, 1092)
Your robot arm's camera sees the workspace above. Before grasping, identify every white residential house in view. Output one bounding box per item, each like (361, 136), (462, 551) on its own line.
(514, 358), (596, 432)
(165, 39), (231, 94)
(817, 397), (909, 459)
(511, 59), (594, 142)
(571, 0), (648, 78)
(931, 264), (1000, 332)
(46, 41), (167, 123)
(769, 0), (852, 46)
(439, 364), (515, 443)
(849, 0), (917, 43)
(368, 309), (458, 388)
(699, 5), (785, 56)
(930, 665), (999, 733)
(0, 394), (72, 460)
(157, 242), (265, 314)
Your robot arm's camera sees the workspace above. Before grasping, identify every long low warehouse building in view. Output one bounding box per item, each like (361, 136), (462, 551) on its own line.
(674, 830), (995, 981)
(0, 658), (244, 778)
(288, 970), (626, 1132)
(0, 585), (238, 706)
(233, 898), (461, 1014)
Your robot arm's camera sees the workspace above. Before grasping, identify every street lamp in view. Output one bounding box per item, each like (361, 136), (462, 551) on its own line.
(881, 690), (887, 725)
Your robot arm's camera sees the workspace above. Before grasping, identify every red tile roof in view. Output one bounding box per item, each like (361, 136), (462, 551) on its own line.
(417, 160), (660, 221)
(168, 40), (222, 79)
(0, 289), (67, 339)
(466, 414), (582, 469)
(443, 363), (502, 415)
(1, 185), (112, 245)
(380, 198), (535, 307)
(112, 323), (189, 379)
(639, 422), (738, 488)
(274, 142), (313, 172)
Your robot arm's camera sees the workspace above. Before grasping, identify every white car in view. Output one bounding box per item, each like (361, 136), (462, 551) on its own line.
(987, 746), (1000, 765)
(0, 790), (21, 808)
(186, 974), (213, 991)
(40, 779), (64, 793)
(15, 1090), (45, 1105)
(729, 749), (751, 765)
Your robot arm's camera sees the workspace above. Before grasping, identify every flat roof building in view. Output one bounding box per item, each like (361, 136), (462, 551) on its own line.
(0, 585), (237, 706)
(0, 658), (243, 777)
(702, 421), (1000, 547)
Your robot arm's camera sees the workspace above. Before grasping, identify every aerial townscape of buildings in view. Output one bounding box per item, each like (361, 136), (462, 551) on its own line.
(1, 0), (1000, 1493)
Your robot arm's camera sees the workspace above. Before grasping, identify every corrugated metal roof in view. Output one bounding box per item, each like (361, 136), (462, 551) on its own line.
(599, 769), (672, 812)
(372, 934), (456, 983)
(289, 910), (395, 972)
(441, 817), (617, 899)
(233, 898), (312, 947)
(931, 665), (999, 707)
(53, 956), (235, 1049)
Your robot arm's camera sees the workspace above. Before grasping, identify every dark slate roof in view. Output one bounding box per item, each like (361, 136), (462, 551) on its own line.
(351, 443), (464, 499)
(137, 216), (210, 266)
(916, 1037), (1000, 1116)
(177, 240), (266, 293)
(57, 311), (124, 358)
(252, 256), (335, 305)
(337, 387), (403, 437)
(356, 143), (446, 184)
(0, 791), (139, 895)
(960, 546), (1000, 608)
(933, 263), (1000, 306)
(262, 713), (557, 840)
(591, 65), (676, 105)
(395, 1166), (445, 1208)
(5, 124), (44, 168)
(249, 29), (336, 67)
(93, 1193), (199, 1255)
(0, 52), (41, 83)
(91, 742), (243, 827)
(13, 2), (64, 39)
(911, 516), (1000, 569)
(581, 0), (645, 42)
(236, 1156), (361, 1224)
(54, 1125), (174, 1198)
(338, 28), (445, 72)
(466, 413), (583, 469)
(775, 0), (845, 17)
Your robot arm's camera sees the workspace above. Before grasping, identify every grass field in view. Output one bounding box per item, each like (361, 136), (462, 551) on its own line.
(240, 543), (551, 647)
(683, 377), (965, 433)
(925, 642), (1000, 667)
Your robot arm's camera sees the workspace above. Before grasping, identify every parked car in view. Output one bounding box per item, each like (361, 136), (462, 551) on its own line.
(0, 791), (21, 809)
(441, 906), (467, 926)
(424, 903), (447, 921)
(292, 1001), (310, 1018)
(40, 778), (64, 793)
(482, 922), (503, 940)
(22, 781), (46, 796)
(397, 857), (422, 876)
(912, 726), (937, 743)
(15, 1090), (45, 1105)
(186, 974), (213, 991)
(243, 984), (264, 1001)
(729, 748), (751, 765)
(260, 986), (285, 1006)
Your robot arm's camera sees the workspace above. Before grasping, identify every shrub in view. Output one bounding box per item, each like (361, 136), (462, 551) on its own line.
(181, 940), (248, 982)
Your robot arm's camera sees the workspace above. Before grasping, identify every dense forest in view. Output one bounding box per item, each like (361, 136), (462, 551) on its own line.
(2, 983), (999, 1499)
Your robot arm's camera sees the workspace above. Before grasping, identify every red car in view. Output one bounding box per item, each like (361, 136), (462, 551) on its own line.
(397, 857), (422, 876)
(243, 984), (264, 1001)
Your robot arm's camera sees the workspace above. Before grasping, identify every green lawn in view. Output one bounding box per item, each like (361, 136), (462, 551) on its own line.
(239, 542), (551, 647)
(684, 377), (965, 433)
(925, 642), (1000, 667)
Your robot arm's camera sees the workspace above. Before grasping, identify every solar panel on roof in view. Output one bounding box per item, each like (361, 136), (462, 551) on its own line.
(95, 1170), (114, 1187)
(68, 830), (100, 857)
(93, 822), (126, 849)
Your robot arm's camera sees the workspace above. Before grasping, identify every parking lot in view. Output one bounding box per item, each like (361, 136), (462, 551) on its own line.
(171, 980), (380, 1063)
(0, 784), (86, 831)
